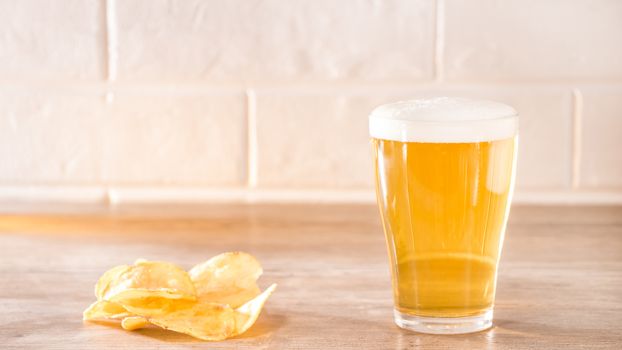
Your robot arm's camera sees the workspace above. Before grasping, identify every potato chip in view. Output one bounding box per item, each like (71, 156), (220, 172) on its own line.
(84, 253), (275, 341)
(118, 296), (194, 318)
(121, 316), (150, 331)
(94, 265), (130, 300)
(189, 252), (262, 308)
(104, 260), (196, 303)
(146, 302), (237, 341)
(233, 283), (277, 336)
(109, 292), (189, 317)
(83, 300), (130, 321)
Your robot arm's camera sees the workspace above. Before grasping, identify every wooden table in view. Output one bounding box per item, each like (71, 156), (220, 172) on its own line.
(1, 204), (621, 349)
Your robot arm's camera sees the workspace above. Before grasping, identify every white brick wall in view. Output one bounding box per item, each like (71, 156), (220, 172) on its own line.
(0, 0), (620, 204)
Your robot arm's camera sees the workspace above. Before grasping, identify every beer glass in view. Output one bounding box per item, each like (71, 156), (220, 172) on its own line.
(370, 97), (518, 334)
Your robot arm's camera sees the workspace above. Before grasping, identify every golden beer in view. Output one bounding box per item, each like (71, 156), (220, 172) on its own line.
(370, 98), (518, 334)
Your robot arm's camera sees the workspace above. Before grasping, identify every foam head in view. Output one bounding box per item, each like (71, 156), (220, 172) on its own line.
(369, 97), (518, 143)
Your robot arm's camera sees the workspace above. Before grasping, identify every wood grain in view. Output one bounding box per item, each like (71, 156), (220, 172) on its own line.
(0, 204), (621, 349)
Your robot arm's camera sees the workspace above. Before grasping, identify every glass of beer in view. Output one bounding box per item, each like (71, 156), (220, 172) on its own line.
(370, 97), (518, 334)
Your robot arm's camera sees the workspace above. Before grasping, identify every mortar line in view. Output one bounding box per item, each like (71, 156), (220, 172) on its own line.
(3, 81), (622, 92)
(433, 0), (445, 83)
(571, 88), (583, 189)
(246, 89), (258, 188)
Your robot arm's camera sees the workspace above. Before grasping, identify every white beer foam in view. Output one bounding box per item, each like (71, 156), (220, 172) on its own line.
(369, 97), (518, 143)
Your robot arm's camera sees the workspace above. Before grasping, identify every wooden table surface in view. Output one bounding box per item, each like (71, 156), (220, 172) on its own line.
(0, 204), (621, 349)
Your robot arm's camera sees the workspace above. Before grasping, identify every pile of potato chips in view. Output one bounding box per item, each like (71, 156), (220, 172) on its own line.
(83, 252), (276, 341)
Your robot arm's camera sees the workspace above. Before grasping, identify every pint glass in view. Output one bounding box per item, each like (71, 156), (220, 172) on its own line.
(370, 98), (518, 334)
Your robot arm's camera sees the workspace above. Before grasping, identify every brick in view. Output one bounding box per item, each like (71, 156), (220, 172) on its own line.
(102, 91), (246, 185)
(115, 0), (434, 82)
(0, 90), (106, 183)
(255, 90), (378, 188)
(0, 0), (104, 80)
(444, 0), (622, 80)
(580, 87), (622, 188)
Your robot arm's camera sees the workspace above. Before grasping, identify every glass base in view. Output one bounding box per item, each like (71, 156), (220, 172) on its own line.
(393, 309), (493, 334)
